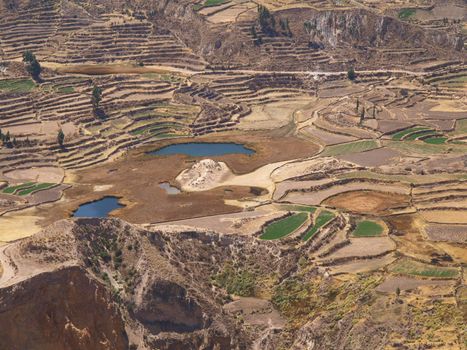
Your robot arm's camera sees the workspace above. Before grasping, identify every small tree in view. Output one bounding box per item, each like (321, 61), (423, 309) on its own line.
(57, 129), (65, 148)
(258, 5), (276, 36)
(396, 287), (401, 297)
(22, 50), (42, 81)
(373, 105), (376, 118)
(347, 67), (356, 81)
(356, 98), (359, 113)
(360, 109), (365, 124)
(92, 85), (102, 109)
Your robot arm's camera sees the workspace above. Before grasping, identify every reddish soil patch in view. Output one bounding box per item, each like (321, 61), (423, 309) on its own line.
(323, 190), (410, 215)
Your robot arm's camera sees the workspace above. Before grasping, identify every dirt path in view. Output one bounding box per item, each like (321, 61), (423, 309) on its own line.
(40, 61), (428, 77)
(0, 244), (17, 288)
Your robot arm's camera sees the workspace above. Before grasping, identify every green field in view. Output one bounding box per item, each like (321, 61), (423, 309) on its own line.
(260, 212), (309, 240)
(2, 182), (35, 194)
(0, 79), (35, 93)
(398, 8), (416, 20)
(391, 126), (428, 141)
(2, 182), (55, 196)
(320, 140), (379, 157)
(385, 140), (466, 155)
(194, 0), (229, 10)
(278, 204), (317, 213)
(389, 258), (459, 278)
(404, 129), (436, 141)
(352, 220), (383, 237)
(302, 210), (335, 241)
(56, 86), (75, 94)
(17, 183), (55, 196)
(424, 137), (447, 145)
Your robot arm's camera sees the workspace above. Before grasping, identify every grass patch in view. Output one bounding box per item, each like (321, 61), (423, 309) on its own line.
(56, 86), (75, 94)
(17, 183), (55, 196)
(320, 140), (379, 157)
(260, 212), (309, 240)
(385, 139), (466, 155)
(389, 258), (459, 279)
(0, 79), (35, 93)
(2, 182), (35, 194)
(398, 8), (416, 20)
(302, 210), (335, 241)
(404, 129), (436, 141)
(3, 182), (55, 196)
(194, 0), (229, 10)
(279, 204), (317, 213)
(424, 137), (447, 145)
(352, 220), (383, 237)
(391, 126), (428, 141)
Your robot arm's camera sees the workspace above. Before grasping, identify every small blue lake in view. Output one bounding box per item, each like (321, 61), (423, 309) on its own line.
(73, 196), (124, 218)
(147, 142), (255, 157)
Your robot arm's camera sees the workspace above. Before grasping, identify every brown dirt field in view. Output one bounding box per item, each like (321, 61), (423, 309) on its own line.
(420, 210), (467, 224)
(323, 190), (410, 215)
(42, 133), (318, 225)
(48, 63), (192, 76)
(339, 147), (401, 167)
(424, 224), (467, 243)
(376, 276), (452, 293)
(387, 214), (458, 263)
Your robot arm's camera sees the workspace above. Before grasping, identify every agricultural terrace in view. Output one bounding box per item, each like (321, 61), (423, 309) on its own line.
(2, 182), (56, 196)
(302, 210), (335, 241)
(352, 220), (384, 237)
(260, 212), (308, 240)
(389, 258), (459, 279)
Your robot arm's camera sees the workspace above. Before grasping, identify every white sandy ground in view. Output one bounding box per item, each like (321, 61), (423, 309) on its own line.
(176, 156), (357, 199)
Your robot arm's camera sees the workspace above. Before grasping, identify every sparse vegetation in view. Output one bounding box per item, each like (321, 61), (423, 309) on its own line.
(347, 67), (356, 81)
(212, 263), (256, 297)
(389, 258), (459, 278)
(321, 140), (379, 157)
(398, 8), (416, 20)
(0, 79), (35, 93)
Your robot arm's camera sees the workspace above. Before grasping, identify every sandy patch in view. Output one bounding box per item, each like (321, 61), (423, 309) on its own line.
(324, 237), (396, 260)
(0, 208), (42, 242)
(271, 157), (356, 182)
(176, 159), (232, 191)
(157, 209), (282, 235)
(428, 99), (466, 113)
(238, 99), (310, 131)
(93, 184), (114, 192)
(420, 210), (467, 224)
(3, 167), (64, 183)
(177, 158), (289, 195)
(301, 126), (357, 145)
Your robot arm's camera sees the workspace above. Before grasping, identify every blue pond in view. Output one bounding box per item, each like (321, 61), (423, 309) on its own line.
(73, 196), (124, 218)
(148, 142), (255, 157)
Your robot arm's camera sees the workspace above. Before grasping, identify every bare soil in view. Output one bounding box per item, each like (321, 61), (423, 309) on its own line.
(323, 190), (410, 215)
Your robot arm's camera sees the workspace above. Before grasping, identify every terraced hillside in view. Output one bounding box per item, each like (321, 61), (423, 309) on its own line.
(0, 0), (465, 349)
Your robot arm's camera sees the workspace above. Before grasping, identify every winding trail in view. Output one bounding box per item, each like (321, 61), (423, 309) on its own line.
(0, 244), (17, 288)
